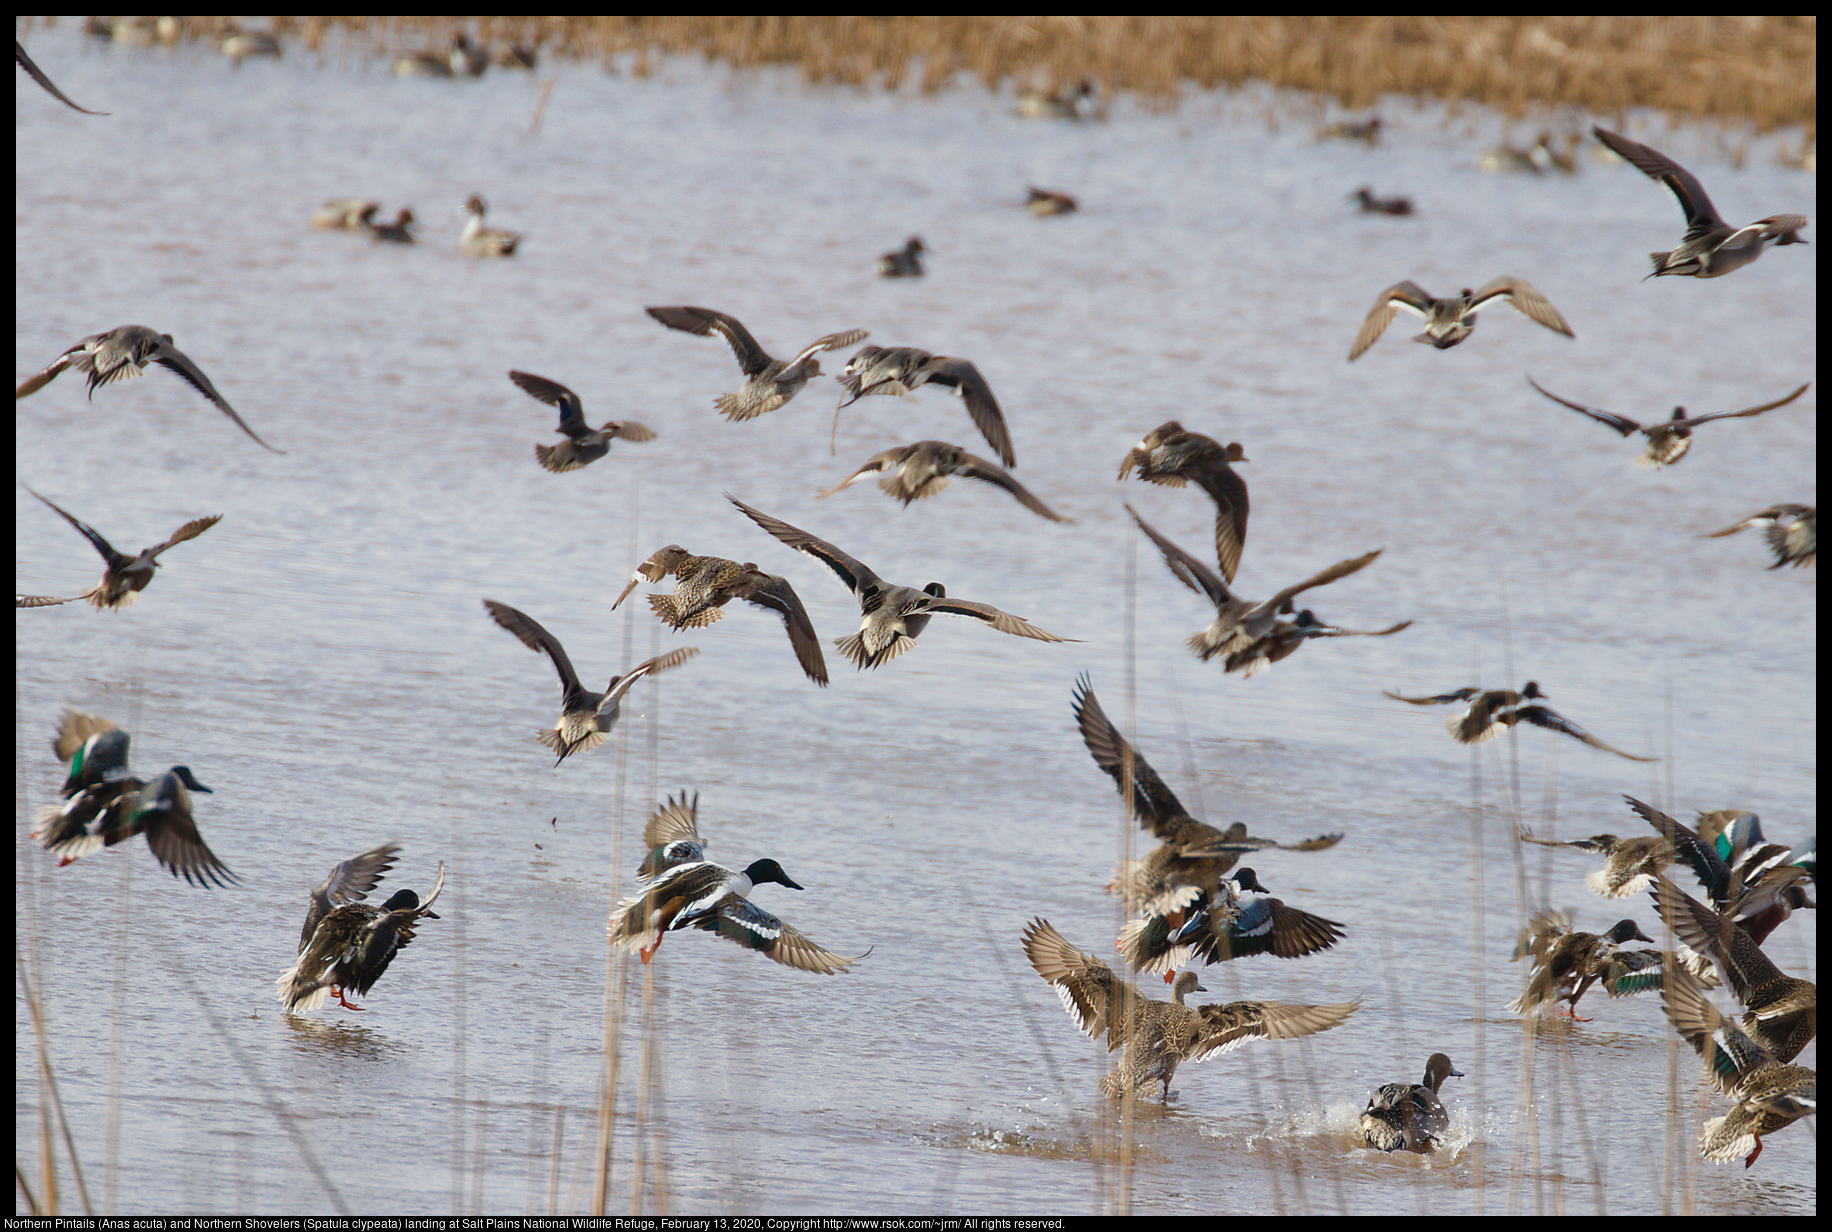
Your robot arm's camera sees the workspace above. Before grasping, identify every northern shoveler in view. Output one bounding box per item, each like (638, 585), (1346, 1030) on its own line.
(1117, 867), (1346, 977)
(1508, 912), (1690, 1019)
(279, 863), (445, 1012)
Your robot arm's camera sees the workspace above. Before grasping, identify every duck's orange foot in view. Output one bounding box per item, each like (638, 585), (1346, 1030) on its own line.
(639, 941), (658, 964)
(1162, 971), (1177, 986)
(334, 988), (366, 1011)
(1744, 1138), (1764, 1169)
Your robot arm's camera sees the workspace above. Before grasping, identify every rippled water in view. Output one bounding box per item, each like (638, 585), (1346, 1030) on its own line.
(16, 26), (1815, 1216)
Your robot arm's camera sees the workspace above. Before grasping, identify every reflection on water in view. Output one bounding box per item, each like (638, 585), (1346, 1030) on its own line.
(15, 24), (1814, 1216)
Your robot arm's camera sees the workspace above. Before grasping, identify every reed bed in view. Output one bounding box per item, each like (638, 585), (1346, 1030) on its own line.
(36, 16), (1815, 133)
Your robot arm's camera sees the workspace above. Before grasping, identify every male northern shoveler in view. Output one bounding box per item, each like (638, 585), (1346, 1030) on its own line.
(647, 305), (866, 421)
(1071, 675), (1343, 914)
(1118, 867), (1346, 978)
(1384, 681), (1657, 761)
(482, 600), (699, 764)
(635, 792), (707, 879)
(15, 324), (284, 451)
(1022, 918), (1358, 1102)
(1648, 878), (1816, 1065)
(279, 864), (445, 1012)
(297, 843), (403, 951)
(1118, 423), (1250, 581)
(608, 843), (863, 974)
(1659, 965), (1815, 1167)
(1349, 278), (1573, 361)
(458, 194), (520, 256)
(33, 718), (236, 889)
(508, 370), (655, 473)
(729, 496), (1073, 669)
(1703, 504), (1815, 570)
(610, 544), (828, 685)
(1593, 126), (1808, 279)
(1508, 912), (1692, 1019)
(833, 345), (1013, 467)
(819, 440), (1068, 522)
(1528, 375), (1808, 468)
(1129, 505), (1391, 669)
(1362, 1053), (1465, 1153)
(24, 487), (221, 611)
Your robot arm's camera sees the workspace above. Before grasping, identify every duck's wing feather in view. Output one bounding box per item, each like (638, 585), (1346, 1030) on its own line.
(952, 450), (1070, 521)
(1125, 504), (1233, 607)
(917, 594), (1073, 642)
(1348, 281), (1432, 360)
(1527, 376), (1642, 436)
(1512, 705), (1656, 760)
(153, 344), (285, 453)
(732, 572), (829, 685)
(646, 306), (772, 375)
(1471, 278), (1573, 337)
(509, 370), (587, 434)
(1592, 126), (1725, 232)
(1072, 675), (1196, 841)
(921, 357), (1015, 468)
(484, 599), (586, 697)
(1673, 382), (1810, 429)
(727, 495), (886, 599)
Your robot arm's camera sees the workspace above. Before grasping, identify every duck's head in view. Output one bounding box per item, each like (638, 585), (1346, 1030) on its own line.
(1520, 681), (1547, 699)
(1231, 867), (1269, 894)
(461, 194), (487, 217)
(744, 858), (803, 891)
(1170, 969), (1206, 1000)
(1603, 918), (1655, 946)
(1223, 441), (1250, 464)
(169, 766), (213, 793)
(923, 582), (946, 598)
(1425, 1053), (1465, 1086)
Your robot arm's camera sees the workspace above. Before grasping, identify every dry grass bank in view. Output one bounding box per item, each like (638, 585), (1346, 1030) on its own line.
(67, 15), (1815, 134)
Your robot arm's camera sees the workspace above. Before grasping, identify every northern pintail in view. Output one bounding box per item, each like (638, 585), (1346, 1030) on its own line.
(1517, 827), (1680, 899)
(16, 324), (284, 451)
(391, 33), (484, 78)
(1702, 504), (1815, 569)
(1317, 115), (1382, 145)
(278, 864), (445, 1012)
(1349, 278), (1573, 360)
(458, 194), (520, 256)
(729, 495), (1074, 668)
(1025, 186), (1077, 216)
(311, 198), (380, 230)
(878, 236), (926, 278)
(1508, 913), (1672, 1019)
(833, 345), (1014, 467)
(1592, 126), (1809, 278)
(508, 370), (656, 473)
(218, 28), (281, 64)
(369, 207), (417, 243)
(1117, 867), (1347, 977)
(1128, 504), (1386, 666)
(647, 306), (867, 421)
(819, 440), (1069, 522)
(1023, 918), (1359, 1102)
(609, 545), (828, 686)
(25, 487), (221, 611)
(1479, 132), (1576, 175)
(1072, 675), (1343, 915)
(1658, 964), (1815, 1167)
(1349, 186), (1413, 215)
(609, 829), (865, 973)
(1219, 608), (1412, 677)
(1648, 878), (1816, 1065)
(634, 791), (706, 880)
(1383, 681), (1656, 761)
(15, 38), (109, 114)
(1362, 1054), (1464, 1153)
(32, 714), (235, 889)
(1118, 422), (1250, 581)
(1529, 375), (1809, 468)
(483, 599), (699, 765)
(1016, 78), (1098, 121)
